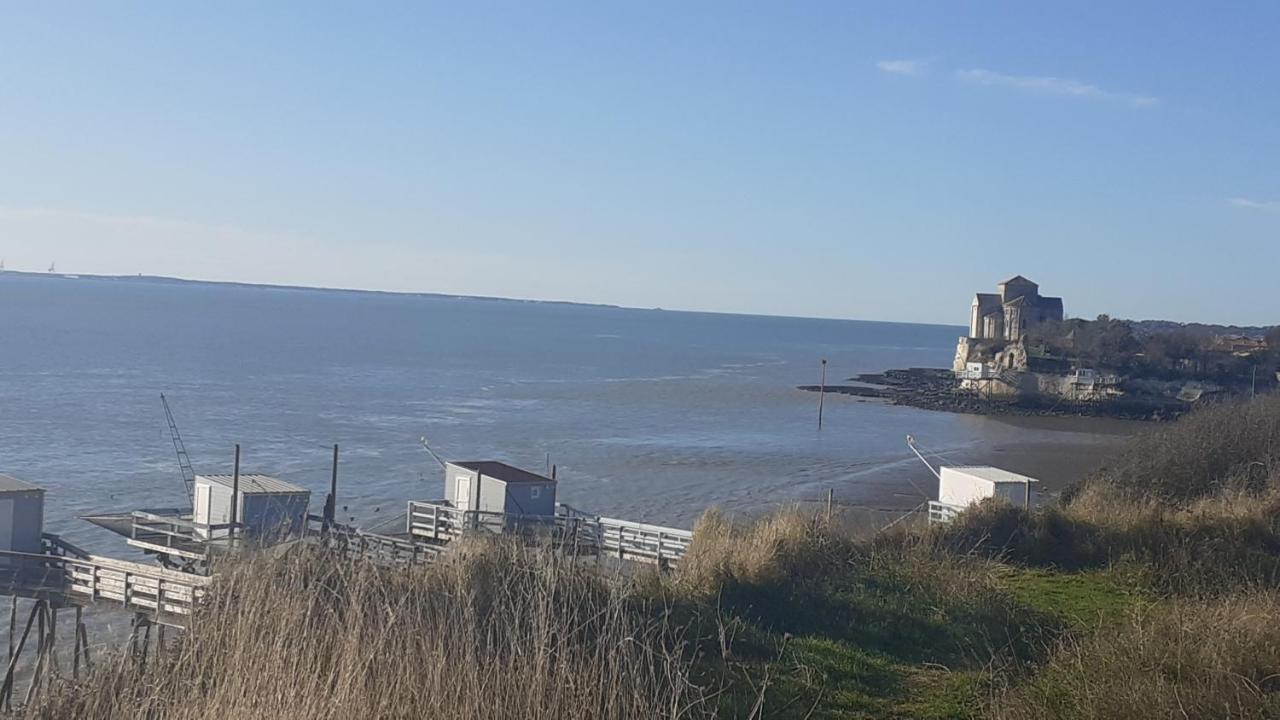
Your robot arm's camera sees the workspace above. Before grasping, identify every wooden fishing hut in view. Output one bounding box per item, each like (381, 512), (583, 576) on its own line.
(81, 472), (310, 571)
(407, 459), (692, 566)
(445, 461), (557, 519)
(192, 473), (310, 541)
(0, 476), (45, 559)
(928, 466), (1038, 523)
(0, 474), (212, 707)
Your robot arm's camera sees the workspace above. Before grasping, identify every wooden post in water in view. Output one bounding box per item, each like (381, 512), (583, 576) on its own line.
(826, 488), (834, 522)
(817, 359), (827, 430)
(326, 444), (339, 530)
(230, 444), (241, 543)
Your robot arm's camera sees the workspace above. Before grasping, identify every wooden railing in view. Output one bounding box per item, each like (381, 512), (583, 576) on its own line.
(125, 511), (240, 561)
(42, 533), (91, 560)
(310, 516), (444, 567)
(0, 550), (211, 628)
(592, 516), (692, 565)
(405, 501), (693, 566)
(927, 501), (963, 524)
(406, 500), (467, 541)
(66, 555), (209, 627)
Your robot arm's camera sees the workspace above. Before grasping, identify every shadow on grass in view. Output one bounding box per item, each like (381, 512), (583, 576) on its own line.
(715, 563), (1058, 670)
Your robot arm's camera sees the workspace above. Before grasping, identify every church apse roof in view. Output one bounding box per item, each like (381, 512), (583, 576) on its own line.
(973, 293), (1002, 313)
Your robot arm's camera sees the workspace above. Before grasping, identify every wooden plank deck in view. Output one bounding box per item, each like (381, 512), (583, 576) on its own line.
(405, 501), (693, 566)
(0, 550), (210, 628)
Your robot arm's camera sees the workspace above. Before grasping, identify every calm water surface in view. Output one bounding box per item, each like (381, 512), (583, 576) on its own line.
(0, 273), (1131, 554)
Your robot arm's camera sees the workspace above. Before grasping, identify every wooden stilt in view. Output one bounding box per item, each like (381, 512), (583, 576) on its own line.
(0, 601), (39, 710)
(77, 621), (91, 673)
(47, 607), (58, 680)
(139, 620), (152, 668)
(23, 603), (49, 708)
(128, 615), (140, 659)
(35, 604), (43, 661)
(7, 597), (15, 664)
(73, 607), (82, 680)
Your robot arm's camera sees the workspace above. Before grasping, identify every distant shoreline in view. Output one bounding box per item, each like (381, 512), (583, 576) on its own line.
(0, 268), (625, 311)
(0, 269), (965, 328)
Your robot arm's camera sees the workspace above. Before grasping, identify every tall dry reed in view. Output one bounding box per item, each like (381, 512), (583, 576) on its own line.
(31, 540), (708, 720)
(1086, 393), (1280, 504)
(674, 508), (846, 598)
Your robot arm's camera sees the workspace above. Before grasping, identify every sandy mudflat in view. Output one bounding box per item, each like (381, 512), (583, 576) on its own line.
(782, 414), (1144, 533)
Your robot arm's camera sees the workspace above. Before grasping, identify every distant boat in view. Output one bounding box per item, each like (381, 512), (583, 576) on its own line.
(47, 262), (55, 273)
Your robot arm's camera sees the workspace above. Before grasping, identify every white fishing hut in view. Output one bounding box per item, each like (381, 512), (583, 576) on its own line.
(193, 474), (310, 540)
(0, 475), (45, 555)
(929, 466), (1038, 523)
(444, 461), (557, 517)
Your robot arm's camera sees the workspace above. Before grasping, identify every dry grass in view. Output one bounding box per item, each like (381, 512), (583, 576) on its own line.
(677, 507), (1056, 670)
(30, 540), (707, 720)
(922, 487), (1280, 595)
(994, 591), (1280, 719)
(1086, 393), (1280, 504)
(919, 394), (1280, 595)
(674, 508), (845, 597)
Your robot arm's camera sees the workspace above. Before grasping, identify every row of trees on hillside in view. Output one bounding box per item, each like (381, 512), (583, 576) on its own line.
(1026, 317), (1280, 383)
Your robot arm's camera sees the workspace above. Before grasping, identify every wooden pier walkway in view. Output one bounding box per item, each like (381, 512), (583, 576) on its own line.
(0, 544), (209, 629)
(405, 501), (693, 566)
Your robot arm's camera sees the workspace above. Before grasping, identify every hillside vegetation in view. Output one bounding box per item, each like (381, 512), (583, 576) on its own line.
(29, 394), (1280, 719)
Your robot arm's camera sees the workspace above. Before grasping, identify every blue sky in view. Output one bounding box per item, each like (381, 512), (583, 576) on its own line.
(1, 2), (1276, 325)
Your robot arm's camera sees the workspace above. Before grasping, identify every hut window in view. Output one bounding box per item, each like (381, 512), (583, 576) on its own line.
(531, 486), (542, 499)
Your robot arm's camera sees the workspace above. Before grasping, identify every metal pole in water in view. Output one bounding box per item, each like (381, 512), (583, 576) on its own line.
(231, 444), (241, 542)
(818, 359), (827, 430)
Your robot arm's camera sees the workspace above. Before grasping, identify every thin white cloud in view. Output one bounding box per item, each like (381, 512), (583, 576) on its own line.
(1229, 197), (1280, 211)
(955, 68), (1157, 107)
(876, 59), (928, 76)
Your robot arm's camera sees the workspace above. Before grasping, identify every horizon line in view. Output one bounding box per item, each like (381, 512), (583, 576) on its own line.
(0, 267), (967, 329)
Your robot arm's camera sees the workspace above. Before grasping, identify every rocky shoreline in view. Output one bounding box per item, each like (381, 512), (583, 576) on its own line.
(799, 367), (1184, 421)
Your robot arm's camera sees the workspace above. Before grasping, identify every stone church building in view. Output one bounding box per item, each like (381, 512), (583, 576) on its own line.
(968, 276), (1064, 342)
